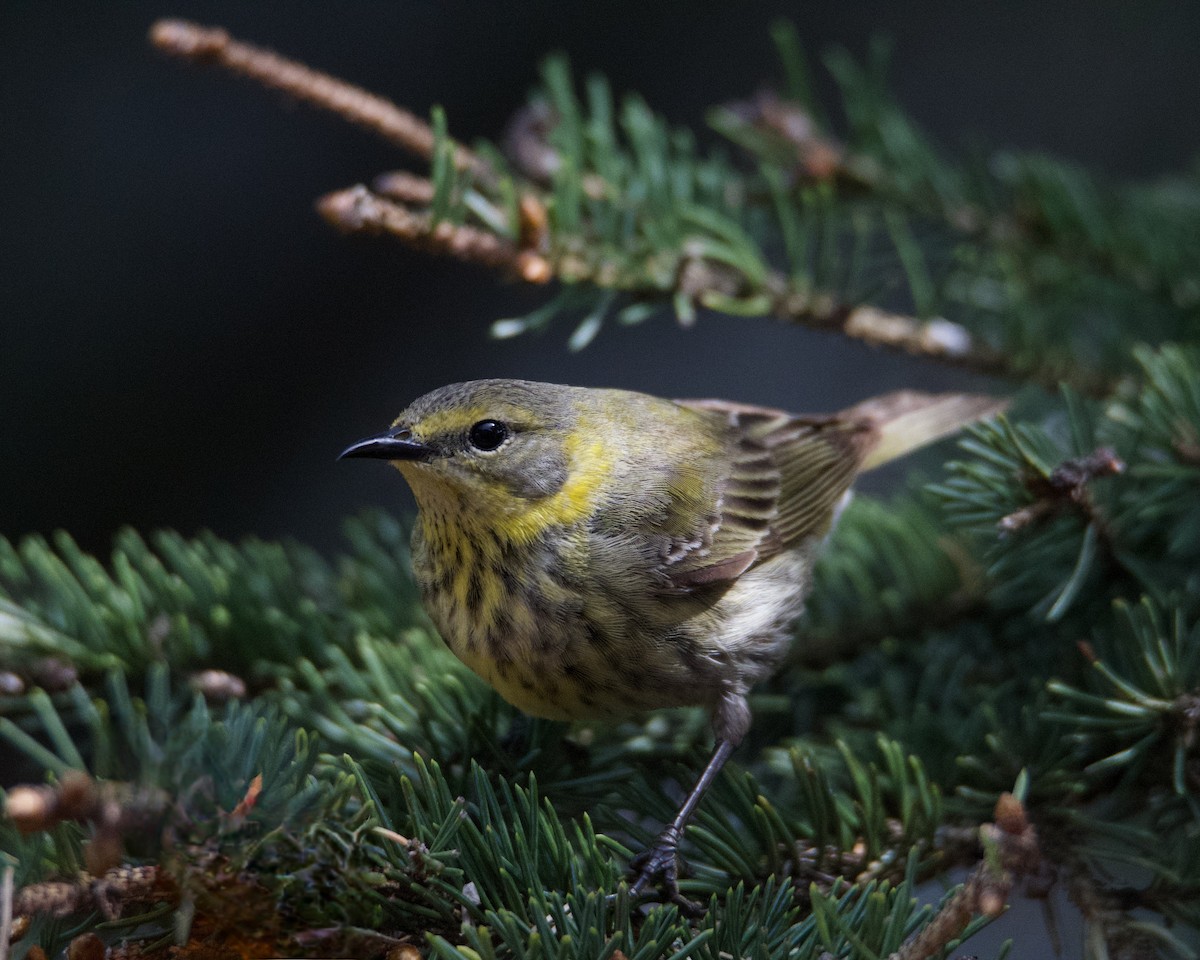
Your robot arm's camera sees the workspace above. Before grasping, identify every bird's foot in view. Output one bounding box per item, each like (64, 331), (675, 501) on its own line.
(627, 827), (703, 916)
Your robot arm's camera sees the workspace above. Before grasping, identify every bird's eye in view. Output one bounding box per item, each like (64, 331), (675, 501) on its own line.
(468, 419), (509, 452)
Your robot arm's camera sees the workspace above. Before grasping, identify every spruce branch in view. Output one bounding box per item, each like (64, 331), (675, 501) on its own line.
(1045, 598), (1200, 805)
(147, 19), (1066, 390)
(149, 16), (1200, 396)
(676, 736), (951, 899)
(935, 349), (1200, 625)
(153, 17), (1198, 396)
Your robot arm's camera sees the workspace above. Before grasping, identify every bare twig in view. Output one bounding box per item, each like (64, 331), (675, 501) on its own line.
(791, 299), (1006, 373)
(149, 19), (491, 180)
(317, 185), (550, 281)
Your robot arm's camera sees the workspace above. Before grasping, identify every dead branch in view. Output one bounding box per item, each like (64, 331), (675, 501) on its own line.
(149, 19), (491, 180)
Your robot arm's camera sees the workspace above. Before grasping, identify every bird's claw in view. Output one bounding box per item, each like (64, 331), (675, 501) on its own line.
(626, 828), (703, 917)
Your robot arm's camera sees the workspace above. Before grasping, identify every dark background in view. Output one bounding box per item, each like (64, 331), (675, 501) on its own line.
(3, 0), (1199, 556)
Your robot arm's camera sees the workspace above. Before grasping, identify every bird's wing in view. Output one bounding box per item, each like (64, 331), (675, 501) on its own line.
(664, 399), (875, 591)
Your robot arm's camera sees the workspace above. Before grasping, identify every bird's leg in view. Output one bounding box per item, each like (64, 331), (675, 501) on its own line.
(628, 737), (735, 913)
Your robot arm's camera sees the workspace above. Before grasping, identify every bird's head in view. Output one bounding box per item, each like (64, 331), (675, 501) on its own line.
(340, 379), (612, 536)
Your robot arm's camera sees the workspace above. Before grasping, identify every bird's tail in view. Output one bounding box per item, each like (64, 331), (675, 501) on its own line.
(843, 390), (1008, 471)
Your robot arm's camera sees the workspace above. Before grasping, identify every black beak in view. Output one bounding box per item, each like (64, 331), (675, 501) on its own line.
(338, 428), (433, 462)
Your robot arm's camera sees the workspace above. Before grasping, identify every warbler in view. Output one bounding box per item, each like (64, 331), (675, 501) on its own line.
(341, 379), (1003, 905)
